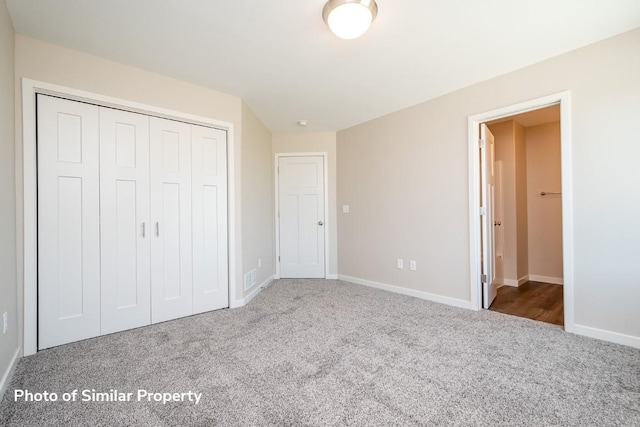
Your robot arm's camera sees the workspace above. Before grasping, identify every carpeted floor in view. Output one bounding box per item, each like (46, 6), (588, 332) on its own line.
(1, 279), (639, 426)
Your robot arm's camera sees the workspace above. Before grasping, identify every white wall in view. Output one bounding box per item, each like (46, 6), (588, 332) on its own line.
(272, 132), (338, 277)
(0, 0), (18, 398)
(337, 28), (640, 342)
(526, 122), (563, 281)
(241, 102), (275, 293)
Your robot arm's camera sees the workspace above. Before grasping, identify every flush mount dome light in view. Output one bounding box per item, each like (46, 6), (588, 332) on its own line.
(323, 0), (378, 40)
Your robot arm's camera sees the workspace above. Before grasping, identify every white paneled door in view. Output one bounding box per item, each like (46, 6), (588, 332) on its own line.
(191, 126), (229, 314)
(38, 95), (101, 349)
(149, 117), (194, 323)
(38, 94), (230, 349)
(278, 156), (325, 278)
(481, 124), (498, 308)
(99, 108), (151, 334)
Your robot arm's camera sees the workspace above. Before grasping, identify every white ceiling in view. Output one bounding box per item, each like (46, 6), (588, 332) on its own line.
(6, 1), (640, 133)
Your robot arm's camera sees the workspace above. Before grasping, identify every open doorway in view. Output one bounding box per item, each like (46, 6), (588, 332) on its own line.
(468, 91), (574, 330)
(484, 105), (564, 326)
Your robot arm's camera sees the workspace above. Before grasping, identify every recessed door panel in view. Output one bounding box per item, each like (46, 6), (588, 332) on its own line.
(57, 176), (84, 319)
(162, 183), (182, 300)
(115, 180), (139, 308)
(38, 95), (101, 349)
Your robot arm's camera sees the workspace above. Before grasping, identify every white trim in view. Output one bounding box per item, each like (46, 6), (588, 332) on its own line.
(503, 275), (530, 287)
(571, 324), (640, 349)
(232, 275), (274, 307)
(528, 275), (564, 285)
(21, 78), (239, 356)
(338, 275), (473, 310)
(274, 152), (330, 279)
(468, 91), (575, 333)
(326, 274), (338, 280)
(0, 347), (20, 400)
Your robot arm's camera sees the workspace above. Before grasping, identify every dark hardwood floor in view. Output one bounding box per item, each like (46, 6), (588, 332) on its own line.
(489, 281), (564, 326)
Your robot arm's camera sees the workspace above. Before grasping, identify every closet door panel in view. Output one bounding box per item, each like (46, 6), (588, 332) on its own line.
(150, 117), (193, 323)
(37, 95), (101, 349)
(99, 108), (151, 334)
(192, 126), (229, 313)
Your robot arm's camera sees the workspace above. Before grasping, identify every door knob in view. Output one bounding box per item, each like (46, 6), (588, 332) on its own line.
(318, 221), (324, 226)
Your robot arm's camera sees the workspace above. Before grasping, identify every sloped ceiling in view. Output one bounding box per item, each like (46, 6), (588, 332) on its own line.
(6, 0), (640, 132)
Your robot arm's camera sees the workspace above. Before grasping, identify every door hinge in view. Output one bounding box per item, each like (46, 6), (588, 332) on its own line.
(479, 138), (486, 148)
(480, 207), (486, 215)
(481, 274), (487, 283)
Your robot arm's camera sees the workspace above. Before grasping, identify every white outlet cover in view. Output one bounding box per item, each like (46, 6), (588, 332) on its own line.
(410, 260), (417, 271)
(397, 259), (404, 269)
(342, 205), (350, 213)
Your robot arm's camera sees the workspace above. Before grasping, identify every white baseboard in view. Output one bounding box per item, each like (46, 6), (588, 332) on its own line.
(503, 275), (529, 287)
(569, 324), (640, 349)
(337, 275), (473, 310)
(326, 274), (338, 280)
(528, 275), (564, 285)
(232, 275), (275, 308)
(0, 347), (20, 401)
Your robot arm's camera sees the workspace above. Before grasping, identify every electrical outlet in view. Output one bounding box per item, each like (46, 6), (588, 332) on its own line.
(3, 312), (7, 334)
(410, 260), (417, 271)
(397, 259), (404, 269)
(342, 205), (350, 213)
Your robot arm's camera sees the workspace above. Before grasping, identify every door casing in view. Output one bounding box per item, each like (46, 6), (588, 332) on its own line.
(467, 91), (574, 331)
(274, 152), (330, 280)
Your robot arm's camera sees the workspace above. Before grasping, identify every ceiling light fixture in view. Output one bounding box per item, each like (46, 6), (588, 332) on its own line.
(323, 0), (378, 40)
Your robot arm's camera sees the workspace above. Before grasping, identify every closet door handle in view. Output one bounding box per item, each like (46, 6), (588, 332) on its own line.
(155, 222), (160, 237)
(142, 222), (146, 238)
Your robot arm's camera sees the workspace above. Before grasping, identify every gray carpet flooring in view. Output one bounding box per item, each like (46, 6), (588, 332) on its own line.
(1, 279), (639, 426)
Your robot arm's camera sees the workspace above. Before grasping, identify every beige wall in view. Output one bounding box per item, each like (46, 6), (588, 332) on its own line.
(514, 122), (529, 279)
(13, 35), (261, 341)
(272, 132), (338, 276)
(0, 0), (18, 397)
(526, 122), (563, 280)
(241, 102), (275, 292)
(337, 28), (640, 339)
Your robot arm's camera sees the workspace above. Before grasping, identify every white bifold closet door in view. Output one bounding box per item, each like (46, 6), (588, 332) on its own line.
(149, 118), (194, 323)
(99, 108), (151, 334)
(38, 95), (229, 349)
(37, 95), (101, 349)
(191, 125), (229, 314)
(148, 118), (229, 322)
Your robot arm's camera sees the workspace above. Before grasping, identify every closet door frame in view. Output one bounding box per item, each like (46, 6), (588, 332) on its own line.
(21, 79), (238, 356)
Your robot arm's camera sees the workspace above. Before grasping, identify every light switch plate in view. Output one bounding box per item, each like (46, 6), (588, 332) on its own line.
(343, 205), (350, 214)
(410, 260), (417, 271)
(397, 259), (404, 269)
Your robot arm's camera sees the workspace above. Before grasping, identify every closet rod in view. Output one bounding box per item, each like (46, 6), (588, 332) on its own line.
(540, 191), (562, 196)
